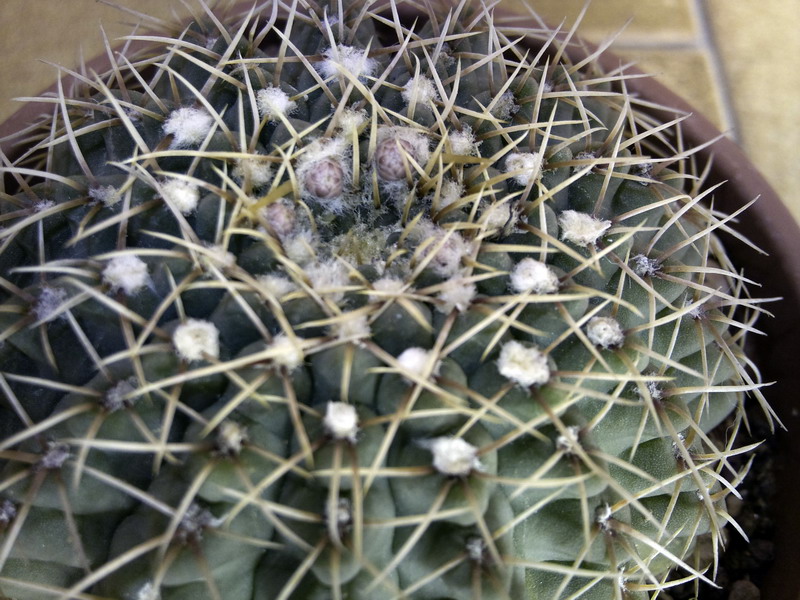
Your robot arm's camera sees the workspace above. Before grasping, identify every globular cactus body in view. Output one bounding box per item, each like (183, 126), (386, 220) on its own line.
(0, 1), (772, 599)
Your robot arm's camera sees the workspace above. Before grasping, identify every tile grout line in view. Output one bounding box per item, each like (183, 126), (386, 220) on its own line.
(692, 0), (741, 143)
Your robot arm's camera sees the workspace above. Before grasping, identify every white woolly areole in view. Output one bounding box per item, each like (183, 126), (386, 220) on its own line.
(397, 347), (438, 379)
(305, 260), (350, 303)
(257, 274), (298, 299)
(103, 255), (149, 295)
(163, 107), (214, 148)
(135, 581), (160, 600)
(333, 314), (371, 340)
(256, 85), (296, 121)
(337, 108), (367, 137)
(215, 421), (248, 456)
(173, 319), (220, 362)
(558, 210), (611, 247)
(430, 437), (481, 476)
(412, 221), (473, 278)
(268, 334), (304, 370)
(200, 245), (236, 271)
(89, 185), (118, 206)
(368, 277), (407, 302)
(448, 126), (478, 156)
(482, 202), (513, 231)
(319, 45), (377, 80)
(35, 287), (67, 323)
(234, 156), (273, 188)
(586, 316), (625, 348)
(283, 229), (317, 265)
(324, 401), (359, 442)
(437, 278), (477, 313)
(505, 152), (542, 186)
(491, 91), (519, 120)
(402, 75), (439, 106)
(437, 179), (464, 210)
(161, 179), (199, 215)
(556, 425), (582, 455)
(497, 341), (550, 387)
(510, 258), (559, 294)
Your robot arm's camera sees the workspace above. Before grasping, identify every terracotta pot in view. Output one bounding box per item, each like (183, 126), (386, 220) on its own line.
(1, 3), (798, 598)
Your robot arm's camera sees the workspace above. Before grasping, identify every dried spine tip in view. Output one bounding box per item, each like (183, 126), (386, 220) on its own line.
(103, 255), (149, 295)
(586, 316), (625, 349)
(324, 402), (359, 442)
(303, 158), (344, 199)
(436, 277), (477, 313)
(510, 258), (559, 294)
(173, 319), (220, 362)
(558, 210), (611, 247)
(256, 85), (296, 121)
(163, 107), (213, 148)
(161, 179), (200, 215)
(498, 341), (551, 387)
(505, 152), (542, 186)
(429, 437), (481, 476)
(268, 335), (304, 370)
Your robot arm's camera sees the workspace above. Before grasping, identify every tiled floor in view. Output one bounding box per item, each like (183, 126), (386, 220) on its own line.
(1, 0), (798, 224)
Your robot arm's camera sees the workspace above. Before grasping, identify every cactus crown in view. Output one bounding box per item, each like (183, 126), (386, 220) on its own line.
(0, 1), (775, 599)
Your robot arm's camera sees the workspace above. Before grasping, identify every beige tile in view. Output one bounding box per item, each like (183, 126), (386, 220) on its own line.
(499, 0), (699, 45)
(706, 0), (800, 223)
(613, 48), (727, 131)
(0, 0), (191, 125)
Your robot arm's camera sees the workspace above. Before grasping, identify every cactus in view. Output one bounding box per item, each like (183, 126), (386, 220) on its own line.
(0, 1), (775, 599)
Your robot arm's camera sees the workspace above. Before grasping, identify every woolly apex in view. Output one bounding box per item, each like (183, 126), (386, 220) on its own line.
(375, 127), (430, 182)
(163, 107), (214, 148)
(318, 45), (377, 80)
(256, 85), (297, 121)
(103, 255), (150, 295)
(173, 319), (220, 362)
(558, 210), (612, 247)
(160, 179), (200, 215)
(509, 258), (559, 294)
(497, 341), (551, 387)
